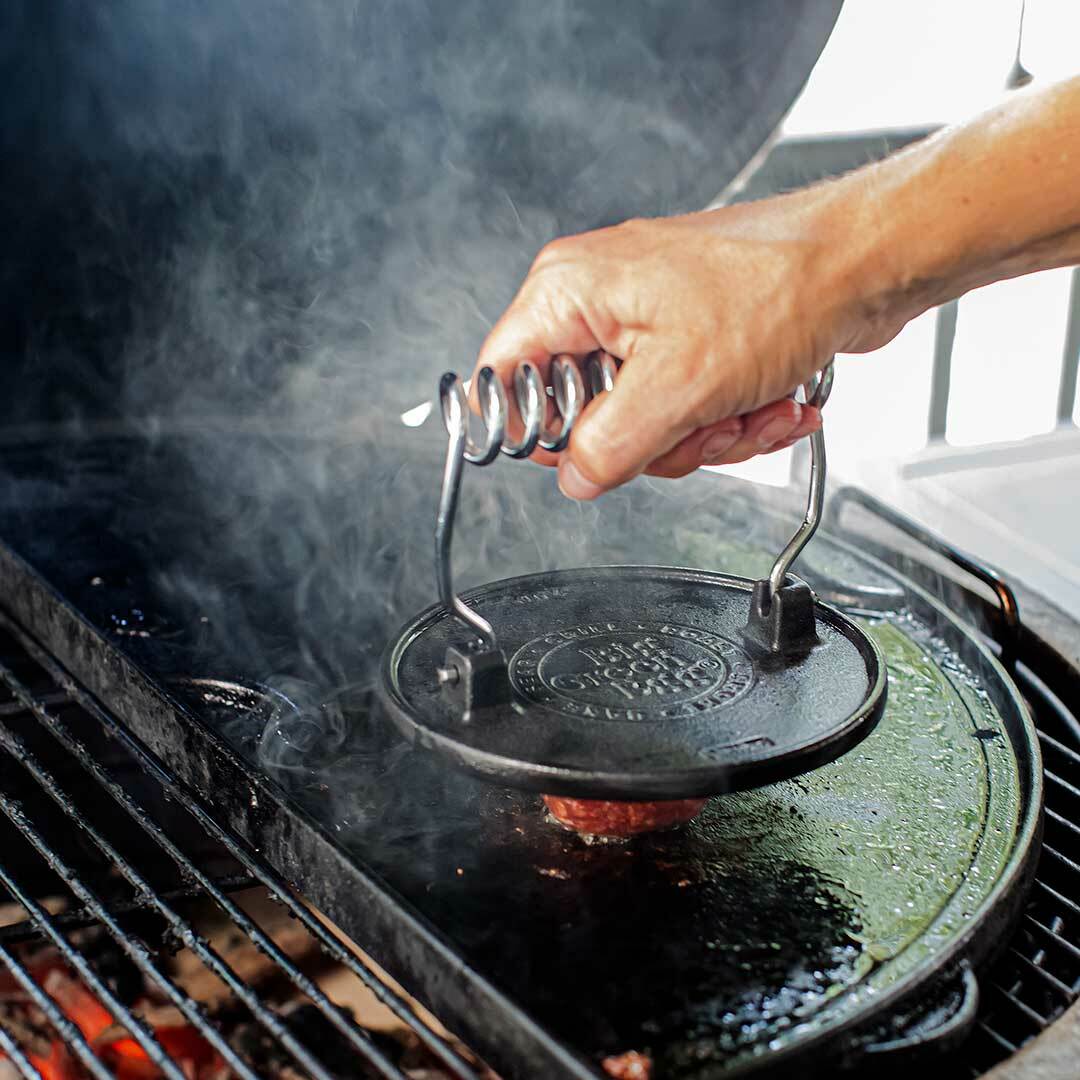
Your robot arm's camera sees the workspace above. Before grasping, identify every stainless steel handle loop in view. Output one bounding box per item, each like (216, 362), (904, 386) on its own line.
(765, 359), (835, 604)
(435, 374), (497, 647)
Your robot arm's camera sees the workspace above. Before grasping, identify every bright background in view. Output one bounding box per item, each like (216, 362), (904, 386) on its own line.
(719, 0), (1080, 487)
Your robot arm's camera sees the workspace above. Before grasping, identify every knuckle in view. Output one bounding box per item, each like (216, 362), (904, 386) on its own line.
(616, 216), (649, 233)
(532, 236), (574, 270)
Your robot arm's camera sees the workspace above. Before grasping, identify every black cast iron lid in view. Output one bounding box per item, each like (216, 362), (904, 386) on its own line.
(380, 565), (887, 799)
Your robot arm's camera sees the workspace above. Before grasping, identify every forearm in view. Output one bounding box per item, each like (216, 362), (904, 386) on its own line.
(826, 76), (1080, 344)
(473, 76), (1080, 497)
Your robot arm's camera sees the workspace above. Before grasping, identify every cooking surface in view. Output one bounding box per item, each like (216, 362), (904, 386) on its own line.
(0, 433), (1040, 1075)
(366, 614), (1022, 1071)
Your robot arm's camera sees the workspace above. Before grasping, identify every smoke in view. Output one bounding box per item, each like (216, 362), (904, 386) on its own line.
(1, 0), (832, 791)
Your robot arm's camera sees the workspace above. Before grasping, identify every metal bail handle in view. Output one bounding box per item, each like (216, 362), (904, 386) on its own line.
(743, 360), (835, 658)
(432, 355), (836, 707)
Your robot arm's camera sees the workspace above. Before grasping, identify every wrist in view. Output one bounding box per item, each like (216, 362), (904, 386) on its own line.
(796, 136), (985, 353)
(808, 79), (1080, 348)
(781, 172), (916, 354)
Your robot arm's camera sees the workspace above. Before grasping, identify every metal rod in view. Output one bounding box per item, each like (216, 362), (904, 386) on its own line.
(1045, 812), (1080, 846)
(766, 362), (833, 600)
(1024, 915), (1080, 961)
(1033, 878), (1080, 918)
(0, 874), (257, 945)
(0, 662), (405, 1080)
(1042, 840), (1080, 875)
(1004, 0), (1034, 89)
(1043, 768), (1080, 801)
(0, 939), (113, 1080)
(928, 300), (959, 441)
(767, 427), (826, 599)
(1039, 730), (1080, 767)
(0, 857), (183, 1080)
(3, 615), (479, 1080)
(989, 982), (1048, 1026)
(976, 1021), (1017, 1054)
(1057, 266), (1080, 424)
(0, 691), (69, 716)
(0, 1021), (42, 1080)
(435, 389), (496, 647)
(1006, 948), (1076, 999)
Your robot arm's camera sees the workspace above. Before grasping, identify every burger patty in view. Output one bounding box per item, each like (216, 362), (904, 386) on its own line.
(542, 795), (708, 836)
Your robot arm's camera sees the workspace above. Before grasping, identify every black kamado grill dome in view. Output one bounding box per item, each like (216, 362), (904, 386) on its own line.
(1, 0), (844, 417)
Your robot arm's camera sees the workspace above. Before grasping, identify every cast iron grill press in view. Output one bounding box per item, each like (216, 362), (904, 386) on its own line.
(380, 356), (888, 799)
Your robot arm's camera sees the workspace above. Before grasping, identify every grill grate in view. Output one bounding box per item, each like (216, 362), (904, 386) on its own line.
(0, 612), (485, 1080)
(954, 678), (1080, 1076)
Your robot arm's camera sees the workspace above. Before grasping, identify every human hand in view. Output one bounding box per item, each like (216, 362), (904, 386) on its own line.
(472, 188), (902, 499)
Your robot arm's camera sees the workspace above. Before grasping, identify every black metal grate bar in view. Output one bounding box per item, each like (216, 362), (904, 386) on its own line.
(0, 693), (68, 716)
(0, 874), (257, 945)
(6, 617), (480, 1080)
(1033, 877), (1080, 920)
(1041, 840), (1080, 876)
(988, 982), (1049, 1026)
(976, 1021), (1016, 1054)
(0, 612), (482, 1079)
(0, 1021), (41, 1080)
(1041, 731), (1080, 767)
(0, 936), (116, 1080)
(1044, 768), (1080, 800)
(1007, 947), (1075, 999)
(1023, 915), (1080, 964)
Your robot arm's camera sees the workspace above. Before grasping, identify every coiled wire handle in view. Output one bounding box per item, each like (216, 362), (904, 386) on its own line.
(435, 352), (617, 646)
(435, 353), (834, 647)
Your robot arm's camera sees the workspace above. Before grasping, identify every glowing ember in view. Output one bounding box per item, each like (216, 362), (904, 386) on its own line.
(602, 1049), (653, 1079)
(0, 956), (223, 1080)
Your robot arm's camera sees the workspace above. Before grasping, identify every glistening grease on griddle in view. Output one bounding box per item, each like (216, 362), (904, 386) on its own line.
(379, 356), (887, 834)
